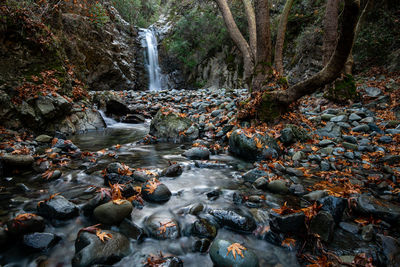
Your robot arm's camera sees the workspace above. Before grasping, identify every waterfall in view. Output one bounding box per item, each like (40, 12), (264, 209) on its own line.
(98, 110), (118, 127)
(140, 28), (162, 91)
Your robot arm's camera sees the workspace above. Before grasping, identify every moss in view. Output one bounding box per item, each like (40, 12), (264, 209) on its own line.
(325, 74), (359, 103)
(259, 93), (283, 121)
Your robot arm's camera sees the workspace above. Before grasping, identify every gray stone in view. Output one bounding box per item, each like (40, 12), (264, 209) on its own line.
(339, 222), (359, 234)
(37, 195), (79, 220)
(319, 139), (335, 147)
(352, 124), (370, 133)
(72, 231), (131, 267)
(356, 195), (400, 223)
(267, 180), (289, 194)
(286, 167), (304, 177)
(35, 135), (53, 143)
(2, 154), (34, 168)
(342, 142), (358, 150)
(93, 200), (133, 225)
(321, 114), (336, 121)
(304, 190), (328, 202)
(23, 232), (60, 251)
(349, 113), (362, 121)
(209, 209), (256, 233)
(141, 181), (171, 203)
(242, 169), (268, 183)
(330, 115), (347, 122)
(365, 87), (381, 97)
(143, 212), (180, 240)
(361, 224), (374, 241)
(292, 151), (305, 161)
(209, 239), (258, 267)
(310, 211), (334, 242)
(182, 147), (210, 160)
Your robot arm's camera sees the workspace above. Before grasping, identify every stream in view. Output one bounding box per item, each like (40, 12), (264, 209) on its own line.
(0, 119), (300, 266)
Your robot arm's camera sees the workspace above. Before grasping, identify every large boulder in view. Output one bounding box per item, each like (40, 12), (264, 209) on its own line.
(72, 230), (131, 267)
(93, 200), (133, 225)
(209, 209), (256, 233)
(229, 130), (279, 161)
(355, 195), (400, 224)
(150, 110), (199, 143)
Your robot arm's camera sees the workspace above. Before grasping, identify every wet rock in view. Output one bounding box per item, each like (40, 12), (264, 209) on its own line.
(37, 195), (79, 220)
(270, 212), (306, 234)
(182, 147), (210, 160)
(193, 238), (211, 253)
(339, 222), (359, 234)
(191, 218), (217, 239)
(161, 164), (183, 177)
(355, 195), (400, 224)
(189, 203), (204, 215)
(304, 190), (328, 202)
(72, 230), (131, 267)
(81, 194), (111, 217)
(310, 211), (334, 242)
(106, 162), (124, 174)
(143, 212), (180, 240)
(106, 98), (130, 116)
(378, 136), (393, 144)
(209, 239), (258, 267)
(104, 173), (133, 185)
(194, 161), (228, 169)
(318, 196), (346, 223)
(121, 114), (145, 123)
(141, 181), (171, 203)
(343, 135), (358, 144)
(242, 169), (268, 183)
(209, 209), (256, 233)
(229, 130), (279, 161)
(376, 234), (400, 267)
(93, 200), (132, 225)
(253, 177), (269, 190)
(35, 135), (52, 143)
(2, 154), (34, 168)
(119, 218), (144, 240)
(150, 110), (198, 142)
(286, 167), (304, 177)
(158, 257), (184, 267)
(361, 224), (375, 241)
(267, 180), (289, 194)
(7, 214), (45, 235)
(23, 232), (60, 251)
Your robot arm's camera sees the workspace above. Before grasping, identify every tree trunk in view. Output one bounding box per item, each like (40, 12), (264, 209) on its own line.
(274, 0), (294, 75)
(322, 0), (340, 65)
(242, 0), (257, 59)
(215, 0), (254, 80)
(252, 0), (272, 91)
(266, 0), (360, 108)
(345, 0), (373, 74)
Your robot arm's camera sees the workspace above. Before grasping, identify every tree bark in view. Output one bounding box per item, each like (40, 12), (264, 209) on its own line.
(345, 0), (373, 74)
(215, 0), (254, 80)
(267, 0), (360, 107)
(242, 0), (257, 58)
(252, 0), (272, 91)
(322, 0), (340, 65)
(274, 0), (294, 75)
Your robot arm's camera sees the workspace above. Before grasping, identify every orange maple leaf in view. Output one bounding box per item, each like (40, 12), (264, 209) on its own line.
(95, 229), (112, 243)
(226, 242), (246, 260)
(158, 221), (176, 235)
(281, 237), (296, 248)
(145, 179), (160, 194)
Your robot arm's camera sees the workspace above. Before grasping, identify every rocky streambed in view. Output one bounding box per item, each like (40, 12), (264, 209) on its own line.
(1, 80), (400, 266)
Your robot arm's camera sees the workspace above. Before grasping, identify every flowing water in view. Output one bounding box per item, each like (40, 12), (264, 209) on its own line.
(0, 116), (300, 266)
(140, 28), (162, 91)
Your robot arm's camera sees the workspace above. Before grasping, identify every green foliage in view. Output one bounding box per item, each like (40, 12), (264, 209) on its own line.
(354, 7), (400, 70)
(88, 3), (110, 27)
(111, 0), (161, 27)
(163, 2), (249, 73)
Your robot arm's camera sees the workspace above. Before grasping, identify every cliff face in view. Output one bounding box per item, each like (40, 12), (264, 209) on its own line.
(0, 1), (143, 133)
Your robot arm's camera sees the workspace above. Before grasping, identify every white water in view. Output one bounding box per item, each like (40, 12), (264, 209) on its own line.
(98, 110), (148, 130)
(140, 28), (162, 91)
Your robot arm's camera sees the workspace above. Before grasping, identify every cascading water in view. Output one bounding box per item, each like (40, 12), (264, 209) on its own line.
(140, 28), (162, 91)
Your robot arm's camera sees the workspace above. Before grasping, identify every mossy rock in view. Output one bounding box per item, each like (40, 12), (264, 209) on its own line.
(258, 93), (284, 121)
(285, 124), (311, 142)
(325, 75), (360, 103)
